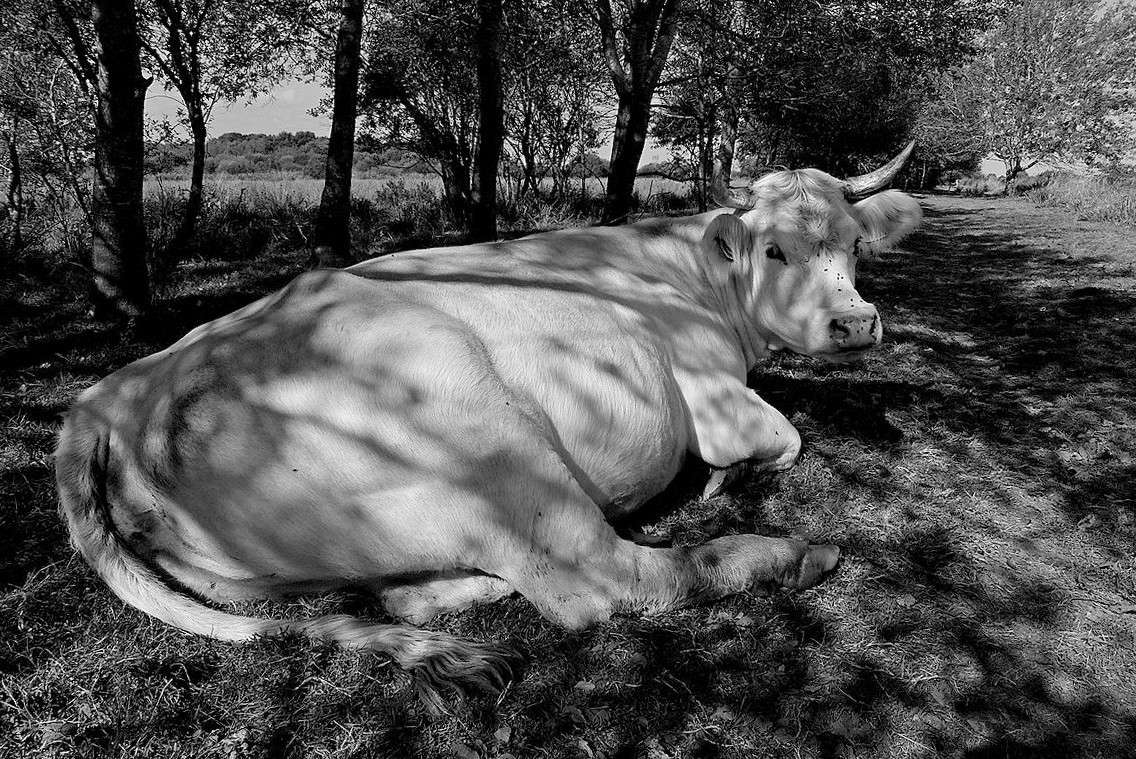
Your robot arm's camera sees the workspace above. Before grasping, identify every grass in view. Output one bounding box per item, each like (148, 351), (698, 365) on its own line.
(144, 174), (691, 208)
(2, 192), (1136, 758)
(950, 170), (1136, 226)
(1024, 173), (1136, 225)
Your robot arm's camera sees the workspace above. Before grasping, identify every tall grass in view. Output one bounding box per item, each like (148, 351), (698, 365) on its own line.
(1024, 172), (1136, 224)
(7, 172), (698, 301)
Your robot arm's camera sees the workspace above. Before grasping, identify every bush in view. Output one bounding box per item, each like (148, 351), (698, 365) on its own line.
(641, 190), (694, 215)
(370, 180), (449, 240)
(956, 173), (1007, 196)
(145, 184), (315, 291)
(1008, 172), (1054, 195)
(1024, 172), (1136, 224)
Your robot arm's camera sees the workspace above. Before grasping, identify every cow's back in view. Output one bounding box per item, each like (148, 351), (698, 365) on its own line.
(76, 261), (693, 583)
(348, 242), (697, 511)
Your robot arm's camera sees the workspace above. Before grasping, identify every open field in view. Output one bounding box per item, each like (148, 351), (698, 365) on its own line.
(145, 174), (692, 205)
(1, 194), (1135, 758)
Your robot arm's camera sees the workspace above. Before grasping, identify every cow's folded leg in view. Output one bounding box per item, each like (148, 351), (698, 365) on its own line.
(619, 535), (840, 615)
(378, 574), (513, 625)
(683, 373), (802, 476)
(480, 412), (836, 631)
(502, 497), (840, 629)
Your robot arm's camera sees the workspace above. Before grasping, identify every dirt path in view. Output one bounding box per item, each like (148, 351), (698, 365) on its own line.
(1, 194), (1134, 758)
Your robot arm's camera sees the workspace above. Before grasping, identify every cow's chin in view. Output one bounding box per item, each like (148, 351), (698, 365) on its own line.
(817, 347), (874, 364)
(765, 334), (877, 364)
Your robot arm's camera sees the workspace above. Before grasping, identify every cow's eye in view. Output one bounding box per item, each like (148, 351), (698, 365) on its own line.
(765, 245), (786, 264)
(853, 237), (862, 257)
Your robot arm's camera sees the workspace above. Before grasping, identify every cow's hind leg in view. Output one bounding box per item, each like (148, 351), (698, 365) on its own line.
(378, 574), (513, 625)
(508, 524), (840, 629)
(486, 444), (839, 630)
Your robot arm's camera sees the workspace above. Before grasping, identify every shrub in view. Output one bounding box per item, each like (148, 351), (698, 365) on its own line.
(641, 189), (693, 215)
(956, 173), (1007, 196)
(370, 180), (449, 240)
(1007, 172), (1054, 195)
(145, 184), (315, 291)
(1024, 172), (1136, 224)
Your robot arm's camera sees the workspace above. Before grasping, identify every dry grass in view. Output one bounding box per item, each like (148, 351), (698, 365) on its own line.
(2, 194), (1135, 758)
(144, 174), (691, 207)
(1025, 173), (1136, 225)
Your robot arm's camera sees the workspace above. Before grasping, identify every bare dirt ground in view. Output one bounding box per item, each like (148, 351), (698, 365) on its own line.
(1, 194), (1134, 758)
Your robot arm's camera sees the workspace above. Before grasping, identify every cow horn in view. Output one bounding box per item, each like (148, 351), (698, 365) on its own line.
(844, 140), (916, 198)
(712, 181), (752, 210)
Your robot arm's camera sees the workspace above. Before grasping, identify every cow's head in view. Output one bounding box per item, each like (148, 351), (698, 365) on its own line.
(703, 142), (922, 363)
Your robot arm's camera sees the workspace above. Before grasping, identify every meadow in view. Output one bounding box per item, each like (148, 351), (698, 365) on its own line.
(144, 173), (692, 208)
(1, 182), (1135, 758)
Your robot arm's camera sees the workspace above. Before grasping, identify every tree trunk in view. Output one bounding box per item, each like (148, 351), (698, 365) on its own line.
(91, 0), (150, 319)
(3, 124), (23, 251)
(603, 92), (652, 223)
(440, 158), (473, 227)
(1004, 157), (1023, 187)
(594, 0), (679, 225)
(470, 0), (504, 242)
(313, 0), (365, 268)
(171, 106), (207, 254)
(698, 127), (713, 213)
(711, 103), (738, 204)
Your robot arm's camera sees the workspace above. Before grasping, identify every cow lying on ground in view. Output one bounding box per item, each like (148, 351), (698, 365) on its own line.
(56, 145), (922, 697)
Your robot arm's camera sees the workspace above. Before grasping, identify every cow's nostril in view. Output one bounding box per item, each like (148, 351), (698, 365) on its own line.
(830, 318), (851, 338)
(830, 313), (877, 349)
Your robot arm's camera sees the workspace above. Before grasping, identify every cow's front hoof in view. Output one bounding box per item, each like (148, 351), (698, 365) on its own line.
(701, 462), (749, 500)
(780, 543), (841, 590)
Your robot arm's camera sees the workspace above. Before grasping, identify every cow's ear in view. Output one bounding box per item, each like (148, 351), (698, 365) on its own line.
(852, 190), (922, 257)
(703, 213), (752, 262)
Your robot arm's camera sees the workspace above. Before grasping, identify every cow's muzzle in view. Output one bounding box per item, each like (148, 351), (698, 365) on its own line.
(828, 308), (881, 351)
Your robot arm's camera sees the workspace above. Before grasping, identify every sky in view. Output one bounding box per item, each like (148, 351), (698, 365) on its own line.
(145, 79), (676, 163)
(147, 81), (331, 135)
(147, 81), (1025, 176)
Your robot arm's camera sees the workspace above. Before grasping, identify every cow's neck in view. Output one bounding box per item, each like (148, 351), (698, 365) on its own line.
(681, 209), (773, 371)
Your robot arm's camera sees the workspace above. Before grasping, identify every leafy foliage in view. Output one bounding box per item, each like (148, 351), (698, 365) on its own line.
(501, 0), (608, 201)
(657, 0), (996, 186)
(919, 0), (1136, 181)
(137, 0), (323, 130)
(0, 0), (95, 255)
(361, 0), (610, 224)
(361, 0), (481, 222)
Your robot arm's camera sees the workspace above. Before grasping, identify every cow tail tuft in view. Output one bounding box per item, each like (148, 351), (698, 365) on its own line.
(412, 639), (523, 713)
(293, 615), (522, 709)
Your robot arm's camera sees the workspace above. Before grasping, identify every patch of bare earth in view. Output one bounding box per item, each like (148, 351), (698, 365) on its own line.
(1, 194), (1134, 758)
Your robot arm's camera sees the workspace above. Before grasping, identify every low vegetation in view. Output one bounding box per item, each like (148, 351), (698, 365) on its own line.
(948, 170), (1136, 226)
(1024, 172), (1136, 225)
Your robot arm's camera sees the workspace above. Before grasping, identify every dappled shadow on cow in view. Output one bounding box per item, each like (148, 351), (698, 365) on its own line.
(54, 145), (924, 707)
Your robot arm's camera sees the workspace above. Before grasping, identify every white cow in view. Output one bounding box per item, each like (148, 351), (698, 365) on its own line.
(56, 146), (922, 697)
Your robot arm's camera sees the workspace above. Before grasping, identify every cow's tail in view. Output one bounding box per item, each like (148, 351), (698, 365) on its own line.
(55, 412), (520, 707)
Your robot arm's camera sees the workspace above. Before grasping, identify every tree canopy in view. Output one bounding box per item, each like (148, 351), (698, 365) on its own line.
(919, 0), (1136, 181)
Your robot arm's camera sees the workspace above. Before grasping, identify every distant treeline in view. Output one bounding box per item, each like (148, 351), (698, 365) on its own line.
(145, 131), (613, 179)
(145, 131), (425, 177)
